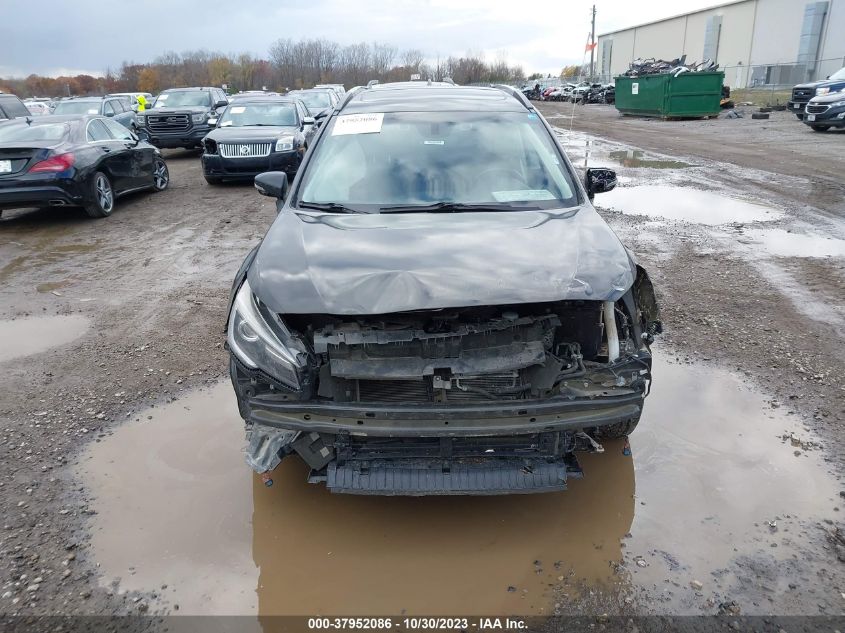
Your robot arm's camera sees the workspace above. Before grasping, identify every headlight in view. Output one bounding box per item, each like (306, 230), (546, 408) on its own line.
(136, 114), (145, 123)
(192, 113), (207, 123)
(816, 87), (830, 96)
(831, 100), (845, 108)
(227, 280), (304, 388)
(275, 136), (295, 152)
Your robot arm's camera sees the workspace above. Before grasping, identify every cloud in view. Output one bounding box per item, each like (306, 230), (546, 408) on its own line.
(0, 0), (724, 77)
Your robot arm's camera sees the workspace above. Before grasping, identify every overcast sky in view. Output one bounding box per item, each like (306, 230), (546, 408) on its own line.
(0, 0), (723, 78)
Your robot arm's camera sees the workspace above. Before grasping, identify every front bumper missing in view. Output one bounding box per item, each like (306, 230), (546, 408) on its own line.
(247, 392), (643, 436)
(241, 394), (638, 495)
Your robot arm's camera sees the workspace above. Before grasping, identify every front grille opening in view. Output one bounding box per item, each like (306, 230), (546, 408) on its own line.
(357, 379), (430, 403)
(353, 372), (524, 403)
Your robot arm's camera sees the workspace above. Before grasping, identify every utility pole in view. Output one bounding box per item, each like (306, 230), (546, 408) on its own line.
(590, 4), (597, 81)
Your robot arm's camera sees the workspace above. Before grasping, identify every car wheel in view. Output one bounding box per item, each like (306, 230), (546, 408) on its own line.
(83, 172), (115, 218)
(810, 125), (831, 132)
(204, 176), (223, 185)
(594, 414), (640, 440)
(152, 158), (169, 191)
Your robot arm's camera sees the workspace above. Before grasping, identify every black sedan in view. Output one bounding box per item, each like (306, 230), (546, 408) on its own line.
(201, 98), (316, 185)
(0, 115), (169, 218)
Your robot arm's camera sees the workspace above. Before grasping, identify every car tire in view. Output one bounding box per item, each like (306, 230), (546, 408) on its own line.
(83, 172), (115, 218)
(810, 125), (831, 132)
(594, 414), (640, 440)
(204, 176), (223, 185)
(152, 157), (169, 191)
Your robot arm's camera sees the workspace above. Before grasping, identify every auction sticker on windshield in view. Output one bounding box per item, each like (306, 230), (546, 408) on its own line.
(492, 189), (557, 202)
(332, 113), (384, 136)
(0, 160), (11, 173)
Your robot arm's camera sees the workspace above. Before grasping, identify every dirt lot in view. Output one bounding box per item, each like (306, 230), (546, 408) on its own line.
(1, 105), (844, 624)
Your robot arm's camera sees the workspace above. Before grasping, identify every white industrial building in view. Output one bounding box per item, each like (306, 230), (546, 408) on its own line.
(597, 0), (845, 88)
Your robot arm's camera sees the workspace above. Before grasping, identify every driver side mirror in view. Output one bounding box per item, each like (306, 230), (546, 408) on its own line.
(254, 171), (289, 202)
(207, 117), (218, 126)
(302, 116), (315, 127)
(585, 168), (617, 199)
(105, 111), (115, 117)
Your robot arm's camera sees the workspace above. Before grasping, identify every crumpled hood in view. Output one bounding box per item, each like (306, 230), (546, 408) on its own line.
(248, 205), (635, 315)
(206, 125), (298, 142)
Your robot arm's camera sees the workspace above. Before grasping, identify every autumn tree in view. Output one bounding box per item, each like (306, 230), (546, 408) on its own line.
(137, 67), (161, 94)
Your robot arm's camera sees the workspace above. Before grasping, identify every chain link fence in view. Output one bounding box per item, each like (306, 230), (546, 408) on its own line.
(712, 57), (844, 89)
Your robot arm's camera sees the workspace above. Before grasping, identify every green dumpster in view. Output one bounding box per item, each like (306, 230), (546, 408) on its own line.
(614, 71), (724, 118)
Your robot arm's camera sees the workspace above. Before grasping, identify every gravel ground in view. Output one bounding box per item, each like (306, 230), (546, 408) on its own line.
(0, 105), (844, 622)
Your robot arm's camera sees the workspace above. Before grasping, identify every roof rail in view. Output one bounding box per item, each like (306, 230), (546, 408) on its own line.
(366, 79), (379, 88)
(491, 84), (533, 110)
(338, 85), (365, 110)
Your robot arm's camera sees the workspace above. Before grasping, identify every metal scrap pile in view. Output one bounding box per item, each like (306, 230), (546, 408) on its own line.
(624, 55), (719, 77)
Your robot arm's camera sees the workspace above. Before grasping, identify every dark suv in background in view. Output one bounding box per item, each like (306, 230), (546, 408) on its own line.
(788, 66), (845, 119)
(137, 87), (228, 149)
(201, 96), (316, 184)
(0, 94), (32, 123)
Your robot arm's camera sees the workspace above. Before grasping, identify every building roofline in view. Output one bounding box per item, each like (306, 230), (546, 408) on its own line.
(598, 0), (751, 37)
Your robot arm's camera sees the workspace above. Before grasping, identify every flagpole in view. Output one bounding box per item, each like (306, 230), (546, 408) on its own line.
(589, 4), (596, 81)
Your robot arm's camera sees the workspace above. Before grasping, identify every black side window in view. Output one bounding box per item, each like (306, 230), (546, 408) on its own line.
(87, 119), (112, 142)
(103, 101), (115, 116)
(2, 97), (30, 118)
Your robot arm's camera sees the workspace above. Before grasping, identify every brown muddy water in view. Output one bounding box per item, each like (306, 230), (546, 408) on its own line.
(78, 352), (839, 616)
(0, 314), (90, 363)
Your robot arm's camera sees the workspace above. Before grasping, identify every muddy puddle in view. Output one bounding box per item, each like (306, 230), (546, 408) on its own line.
(737, 228), (845, 258)
(607, 150), (692, 169)
(79, 352), (840, 616)
(0, 314), (90, 363)
(597, 185), (783, 226)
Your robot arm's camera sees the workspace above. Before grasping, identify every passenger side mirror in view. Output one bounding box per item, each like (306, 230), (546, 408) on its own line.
(215, 100), (228, 109)
(302, 116), (315, 127)
(105, 111), (115, 117)
(585, 168), (617, 199)
(254, 171), (289, 201)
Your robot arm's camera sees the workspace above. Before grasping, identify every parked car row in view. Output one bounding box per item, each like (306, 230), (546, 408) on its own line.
(0, 83), (345, 217)
(788, 66), (845, 133)
(522, 82), (615, 105)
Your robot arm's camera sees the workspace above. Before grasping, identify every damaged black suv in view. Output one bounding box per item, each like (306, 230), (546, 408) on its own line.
(226, 82), (661, 496)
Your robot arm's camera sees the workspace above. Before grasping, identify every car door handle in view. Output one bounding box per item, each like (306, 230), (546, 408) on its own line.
(101, 146), (111, 153)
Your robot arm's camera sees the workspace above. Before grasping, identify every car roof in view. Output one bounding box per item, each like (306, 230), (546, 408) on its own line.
(341, 84), (528, 114)
(60, 97), (106, 102)
(161, 87), (216, 92)
(231, 97), (297, 105)
(0, 114), (101, 128)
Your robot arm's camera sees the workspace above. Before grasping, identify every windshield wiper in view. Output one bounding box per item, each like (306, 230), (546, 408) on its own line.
(298, 201), (362, 214)
(378, 202), (540, 214)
